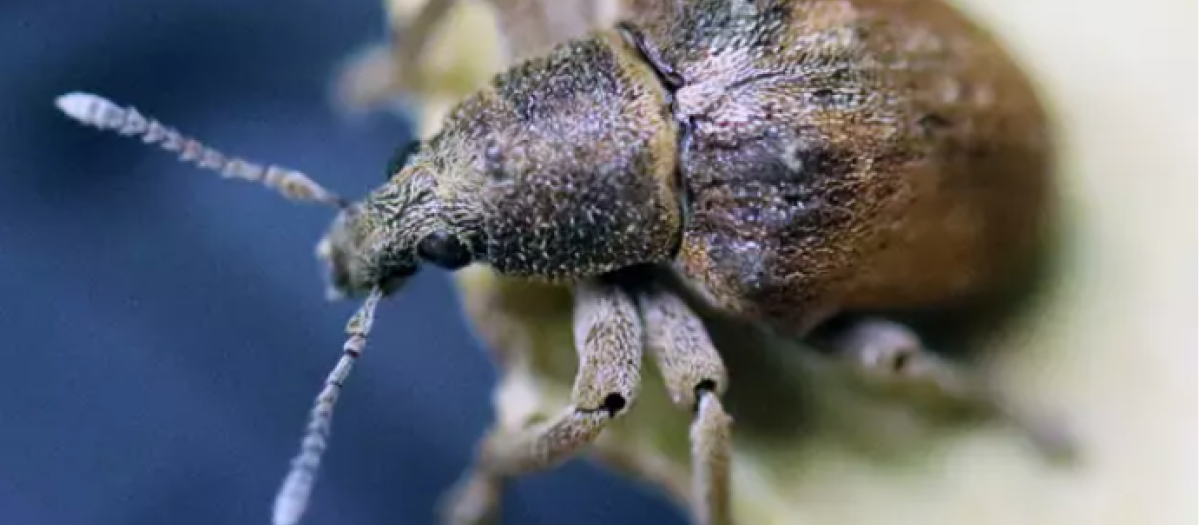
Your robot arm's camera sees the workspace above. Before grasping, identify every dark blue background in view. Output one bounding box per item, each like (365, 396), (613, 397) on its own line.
(0, 1), (683, 524)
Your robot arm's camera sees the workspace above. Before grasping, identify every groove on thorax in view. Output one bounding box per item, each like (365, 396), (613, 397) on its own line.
(616, 21), (696, 237)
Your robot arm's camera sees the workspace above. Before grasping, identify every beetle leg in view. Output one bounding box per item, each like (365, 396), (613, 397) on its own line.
(478, 281), (643, 471)
(638, 287), (733, 525)
(440, 450), (504, 525)
(441, 280), (644, 524)
(815, 317), (1076, 462)
(439, 366), (542, 525)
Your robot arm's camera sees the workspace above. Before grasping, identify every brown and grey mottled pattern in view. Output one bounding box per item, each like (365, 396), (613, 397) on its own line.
(324, 27), (680, 292)
(626, 0), (1052, 334)
(390, 31), (681, 281)
(339, 0), (1051, 338)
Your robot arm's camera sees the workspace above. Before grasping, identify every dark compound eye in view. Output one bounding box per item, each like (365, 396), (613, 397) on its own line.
(417, 231), (473, 270)
(385, 139), (421, 179)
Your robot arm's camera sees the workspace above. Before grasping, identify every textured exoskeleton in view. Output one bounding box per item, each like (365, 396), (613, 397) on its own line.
(55, 1), (1072, 525)
(325, 1), (1064, 524)
(332, 0), (1053, 330)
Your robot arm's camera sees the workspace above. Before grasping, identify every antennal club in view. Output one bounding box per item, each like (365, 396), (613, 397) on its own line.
(272, 286), (386, 525)
(54, 91), (346, 208)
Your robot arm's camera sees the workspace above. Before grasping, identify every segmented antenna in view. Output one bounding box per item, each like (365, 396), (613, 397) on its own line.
(54, 92), (346, 208)
(272, 286), (385, 525)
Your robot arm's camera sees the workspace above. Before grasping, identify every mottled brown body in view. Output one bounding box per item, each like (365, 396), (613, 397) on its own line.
(426, 31), (682, 278)
(624, 0), (1051, 334)
(358, 0), (1050, 339)
(314, 4), (1062, 521)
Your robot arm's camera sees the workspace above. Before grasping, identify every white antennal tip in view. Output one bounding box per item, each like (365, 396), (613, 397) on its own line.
(55, 92), (113, 126)
(53, 90), (345, 208)
(272, 470), (311, 525)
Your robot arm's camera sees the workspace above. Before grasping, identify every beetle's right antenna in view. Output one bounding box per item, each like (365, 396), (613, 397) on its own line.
(272, 285), (385, 525)
(54, 92), (347, 209)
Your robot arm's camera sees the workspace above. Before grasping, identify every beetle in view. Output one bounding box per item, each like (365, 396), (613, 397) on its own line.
(55, 0), (1073, 524)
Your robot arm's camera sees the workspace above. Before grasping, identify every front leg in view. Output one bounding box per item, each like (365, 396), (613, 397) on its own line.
(441, 280), (644, 524)
(811, 317), (1076, 462)
(480, 280), (644, 473)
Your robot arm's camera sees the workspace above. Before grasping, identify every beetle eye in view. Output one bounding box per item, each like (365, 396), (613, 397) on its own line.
(417, 231), (472, 270)
(385, 139), (421, 179)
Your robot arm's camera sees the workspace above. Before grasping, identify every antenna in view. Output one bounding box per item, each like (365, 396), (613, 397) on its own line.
(272, 286), (386, 525)
(54, 92), (346, 208)
(56, 91), (389, 525)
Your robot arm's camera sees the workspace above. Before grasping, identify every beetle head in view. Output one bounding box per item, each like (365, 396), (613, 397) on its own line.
(316, 140), (482, 299)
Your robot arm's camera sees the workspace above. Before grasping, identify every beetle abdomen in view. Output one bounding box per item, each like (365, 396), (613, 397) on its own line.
(626, 0), (1053, 333)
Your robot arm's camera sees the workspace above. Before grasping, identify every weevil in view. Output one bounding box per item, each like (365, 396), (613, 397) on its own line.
(56, 0), (1071, 524)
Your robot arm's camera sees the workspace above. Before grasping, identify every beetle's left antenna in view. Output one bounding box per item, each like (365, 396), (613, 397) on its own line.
(56, 91), (378, 525)
(54, 92), (347, 209)
(272, 285), (385, 525)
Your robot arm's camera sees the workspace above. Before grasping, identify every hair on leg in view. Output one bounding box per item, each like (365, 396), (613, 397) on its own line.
(638, 287), (733, 525)
(812, 316), (1077, 462)
(477, 281), (643, 473)
(440, 280), (644, 524)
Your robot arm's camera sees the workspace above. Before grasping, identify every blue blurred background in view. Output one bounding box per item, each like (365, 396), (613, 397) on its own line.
(0, 1), (684, 524)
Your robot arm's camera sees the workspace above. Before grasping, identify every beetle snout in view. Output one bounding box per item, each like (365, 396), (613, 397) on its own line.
(314, 207), (400, 299)
(316, 232), (357, 300)
(316, 232), (418, 300)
